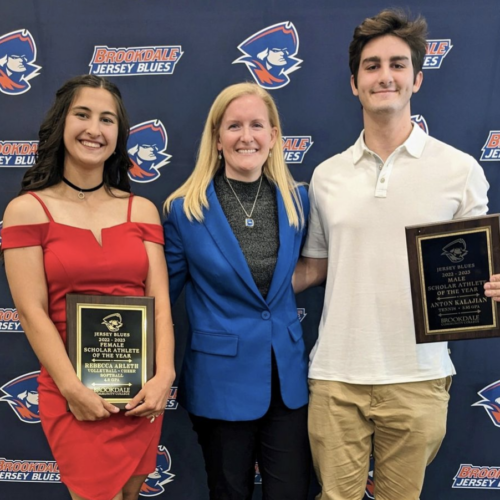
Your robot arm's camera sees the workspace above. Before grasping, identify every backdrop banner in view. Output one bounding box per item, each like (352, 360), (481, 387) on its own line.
(1, 1), (499, 499)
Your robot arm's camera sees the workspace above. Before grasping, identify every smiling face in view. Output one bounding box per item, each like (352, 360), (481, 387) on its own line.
(351, 35), (423, 119)
(217, 94), (277, 182)
(63, 87), (119, 173)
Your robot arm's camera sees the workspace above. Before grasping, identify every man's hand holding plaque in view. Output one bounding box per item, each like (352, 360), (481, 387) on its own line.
(406, 214), (500, 343)
(484, 275), (500, 302)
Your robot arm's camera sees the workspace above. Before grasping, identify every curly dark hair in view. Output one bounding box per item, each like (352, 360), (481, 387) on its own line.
(20, 75), (132, 193)
(349, 9), (428, 87)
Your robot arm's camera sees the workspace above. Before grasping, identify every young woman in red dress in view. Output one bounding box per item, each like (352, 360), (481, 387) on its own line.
(2, 75), (175, 500)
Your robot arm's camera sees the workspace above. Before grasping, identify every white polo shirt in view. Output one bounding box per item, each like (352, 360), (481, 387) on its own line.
(303, 124), (489, 384)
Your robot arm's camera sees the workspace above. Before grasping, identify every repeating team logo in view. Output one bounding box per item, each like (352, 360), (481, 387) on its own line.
(0, 30), (41, 95)
(283, 136), (313, 164)
(254, 461), (262, 484)
(411, 115), (429, 135)
(365, 455), (375, 499)
(89, 45), (183, 76)
(473, 379), (500, 427)
(423, 39), (453, 69)
(140, 446), (175, 496)
(0, 307), (23, 332)
(0, 371), (40, 424)
(234, 22), (302, 90)
(297, 307), (307, 323)
(128, 120), (171, 183)
(0, 458), (60, 483)
(481, 131), (500, 161)
(453, 464), (500, 489)
(0, 140), (38, 167)
(166, 386), (178, 410)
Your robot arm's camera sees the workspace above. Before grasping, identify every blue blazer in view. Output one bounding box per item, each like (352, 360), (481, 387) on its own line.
(164, 181), (309, 421)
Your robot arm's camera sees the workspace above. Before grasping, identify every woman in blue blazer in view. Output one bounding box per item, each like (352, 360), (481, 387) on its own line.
(163, 82), (310, 500)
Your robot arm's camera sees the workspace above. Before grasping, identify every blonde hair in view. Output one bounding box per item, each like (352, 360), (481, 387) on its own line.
(164, 82), (304, 229)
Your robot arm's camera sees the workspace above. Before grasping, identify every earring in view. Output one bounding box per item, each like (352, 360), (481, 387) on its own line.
(269, 151), (272, 158)
(218, 152), (222, 160)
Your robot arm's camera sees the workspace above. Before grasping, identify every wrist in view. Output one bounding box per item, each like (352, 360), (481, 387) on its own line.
(58, 377), (84, 399)
(154, 367), (176, 382)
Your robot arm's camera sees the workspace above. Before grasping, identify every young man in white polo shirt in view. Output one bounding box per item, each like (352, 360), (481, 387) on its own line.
(294, 9), (490, 500)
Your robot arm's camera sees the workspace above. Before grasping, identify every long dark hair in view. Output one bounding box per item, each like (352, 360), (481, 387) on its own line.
(20, 75), (132, 194)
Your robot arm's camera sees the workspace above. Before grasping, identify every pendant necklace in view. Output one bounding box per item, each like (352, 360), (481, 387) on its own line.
(225, 174), (263, 228)
(63, 177), (104, 200)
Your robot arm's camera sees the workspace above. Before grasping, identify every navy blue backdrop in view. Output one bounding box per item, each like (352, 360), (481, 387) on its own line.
(1, 1), (499, 498)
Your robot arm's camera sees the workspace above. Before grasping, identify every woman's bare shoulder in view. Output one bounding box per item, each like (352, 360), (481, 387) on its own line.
(130, 195), (161, 224)
(3, 192), (50, 227)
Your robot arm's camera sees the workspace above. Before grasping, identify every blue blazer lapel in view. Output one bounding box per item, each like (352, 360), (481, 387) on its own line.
(266, 187), (296, 305)
(204, 181), (266, 303)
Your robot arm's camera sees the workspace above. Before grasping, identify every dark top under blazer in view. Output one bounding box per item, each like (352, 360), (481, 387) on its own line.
(164, 181), (310, 421)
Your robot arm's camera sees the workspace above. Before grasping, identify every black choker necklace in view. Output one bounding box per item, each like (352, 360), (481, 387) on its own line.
(63, 177), (104, 200)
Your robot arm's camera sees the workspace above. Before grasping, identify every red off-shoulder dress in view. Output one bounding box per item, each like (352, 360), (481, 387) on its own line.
(2, 192), (164, 500)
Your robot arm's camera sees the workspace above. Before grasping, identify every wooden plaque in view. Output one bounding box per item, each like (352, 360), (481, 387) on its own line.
(66, 294), (154, 409)
(406, 215), (500, 343)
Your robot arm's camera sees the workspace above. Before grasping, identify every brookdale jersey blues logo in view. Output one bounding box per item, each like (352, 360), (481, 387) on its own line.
(283, 137), (313, 164)
(89, 45), (183, 76)
(473, 379), (500, 427)
(423, 39), (453, 69)
(0, 458), (60, 483)
(453, 464), (500, 489)
(233, 22), (302, 90)
(128, 120), (171, 183)
(0, 30), (41, 95)
(165, 386), (178, 410)
(0, 140), (38, 167)
(411, 115), (429, 135)
(140, 446), (175, 497)
(0, 371), (40, 423)
(0, 307), (23, 332)
(481, 131), (500, 161)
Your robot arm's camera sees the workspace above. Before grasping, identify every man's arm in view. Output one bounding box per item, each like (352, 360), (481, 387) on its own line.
(293, 257), (328, 294)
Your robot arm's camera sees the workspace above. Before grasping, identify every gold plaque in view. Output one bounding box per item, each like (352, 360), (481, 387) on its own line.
(66, 294), (154, 408)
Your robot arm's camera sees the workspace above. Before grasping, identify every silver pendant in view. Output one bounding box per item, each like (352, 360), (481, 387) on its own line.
(245, 218), (254, 228)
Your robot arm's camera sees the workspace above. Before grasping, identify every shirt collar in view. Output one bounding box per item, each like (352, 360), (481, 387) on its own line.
(352, 123), (427, 164)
